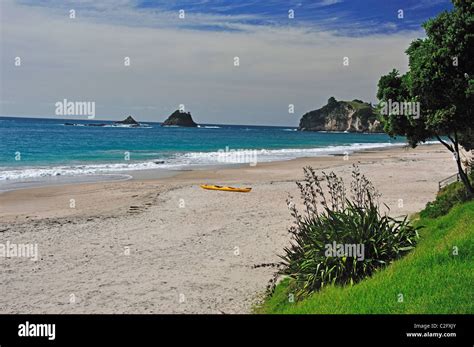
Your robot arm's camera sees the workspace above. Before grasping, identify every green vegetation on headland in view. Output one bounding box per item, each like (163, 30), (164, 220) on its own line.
(257, 196), (474, 314)
(298, 97), (382, 133)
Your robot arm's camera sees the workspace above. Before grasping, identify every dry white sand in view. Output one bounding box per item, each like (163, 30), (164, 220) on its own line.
(0, 144), (455, 313)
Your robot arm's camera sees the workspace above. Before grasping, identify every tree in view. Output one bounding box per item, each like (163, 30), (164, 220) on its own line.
(377, 0), (473, 197)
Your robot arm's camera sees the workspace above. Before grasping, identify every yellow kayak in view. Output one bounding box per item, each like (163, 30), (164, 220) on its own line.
(200, 184), (252, 193)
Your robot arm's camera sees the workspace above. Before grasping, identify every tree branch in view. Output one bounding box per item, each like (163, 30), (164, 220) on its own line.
(436, 135), (454, 152)
(453, 131), (459, 151)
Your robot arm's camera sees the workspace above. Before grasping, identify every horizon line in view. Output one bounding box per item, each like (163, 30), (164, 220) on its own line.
(0, 115), (299, 128)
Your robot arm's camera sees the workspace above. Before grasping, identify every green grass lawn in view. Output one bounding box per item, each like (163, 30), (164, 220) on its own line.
(257, 200), (474, 314)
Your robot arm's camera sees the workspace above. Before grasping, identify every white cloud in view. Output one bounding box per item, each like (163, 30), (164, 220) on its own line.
(1, 0), (421, 125)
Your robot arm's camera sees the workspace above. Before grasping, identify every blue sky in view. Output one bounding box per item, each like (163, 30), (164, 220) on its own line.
(19, 0), (453, 34)
(1, 0), (454, 125)
(134, 0), (452, 35)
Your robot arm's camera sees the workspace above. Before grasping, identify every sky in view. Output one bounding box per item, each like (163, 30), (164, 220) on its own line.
(0, 0), (453, 126)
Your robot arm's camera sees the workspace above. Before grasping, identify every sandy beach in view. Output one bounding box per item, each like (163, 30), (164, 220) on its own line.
(0, 144), (455, 313)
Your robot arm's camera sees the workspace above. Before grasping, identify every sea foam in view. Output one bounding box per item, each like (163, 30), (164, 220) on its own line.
(0, 142), (407, 181)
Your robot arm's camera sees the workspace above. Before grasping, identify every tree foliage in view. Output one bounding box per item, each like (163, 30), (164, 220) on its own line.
(377, 0), (473, 195)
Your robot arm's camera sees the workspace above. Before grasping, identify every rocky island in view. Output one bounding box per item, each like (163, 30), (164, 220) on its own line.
(298, 97), (382, 133)
(64, 115), (142, 127)
(161, 110), (198, 127)
(114, 115), (140, 127)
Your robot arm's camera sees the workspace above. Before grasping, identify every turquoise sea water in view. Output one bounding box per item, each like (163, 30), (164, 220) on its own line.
(0, 116), (407, 181)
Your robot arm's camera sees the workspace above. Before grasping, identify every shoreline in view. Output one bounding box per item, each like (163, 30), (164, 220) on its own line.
(0, 141), (428, 193)
(0, 143), (455, 313)
(0, 140), (415, 185)
(0, 142), (447, 223)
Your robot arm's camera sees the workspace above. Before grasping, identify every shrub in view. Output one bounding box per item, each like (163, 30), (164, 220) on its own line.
(280, 166), (420, 299)
(420, 171), (474, 219)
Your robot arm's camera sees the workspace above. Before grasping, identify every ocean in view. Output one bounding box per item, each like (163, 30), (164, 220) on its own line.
(0, 116), (407, 186)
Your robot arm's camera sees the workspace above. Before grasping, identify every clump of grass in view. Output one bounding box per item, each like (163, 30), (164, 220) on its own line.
(420, 170), (473, 218)
(279, 165), (419, 299)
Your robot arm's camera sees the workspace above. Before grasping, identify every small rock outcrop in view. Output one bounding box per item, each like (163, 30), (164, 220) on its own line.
(115, 116), (139, 126)
(161, 110), (198, 127)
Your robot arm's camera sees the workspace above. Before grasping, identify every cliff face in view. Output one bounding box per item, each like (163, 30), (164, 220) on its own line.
(161, 110), (198, 127)
(298, 97), (382, 133)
